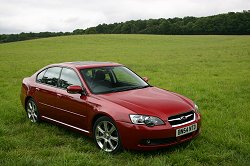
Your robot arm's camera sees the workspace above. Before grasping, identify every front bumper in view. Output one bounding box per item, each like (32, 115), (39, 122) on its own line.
(116, 113), (201, 150)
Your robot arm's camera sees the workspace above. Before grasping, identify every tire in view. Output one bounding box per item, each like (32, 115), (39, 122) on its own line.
(93, 116), (122, 153)
(25, 98), (40, 123)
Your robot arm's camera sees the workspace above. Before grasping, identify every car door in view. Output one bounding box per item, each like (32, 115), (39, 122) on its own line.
(34, 66), (62, 120)
(54, 67), (89, 131)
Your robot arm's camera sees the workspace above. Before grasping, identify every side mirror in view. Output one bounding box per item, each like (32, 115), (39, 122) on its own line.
(67, 85), (86, 95)
(142, 77), (149, 82)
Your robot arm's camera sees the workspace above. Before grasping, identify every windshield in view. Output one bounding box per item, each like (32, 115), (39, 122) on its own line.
(80, 66), (150, 94)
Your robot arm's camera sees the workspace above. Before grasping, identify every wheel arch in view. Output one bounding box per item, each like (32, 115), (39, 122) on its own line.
(91, 113), (116, 133)
(24, 96), (33, 111)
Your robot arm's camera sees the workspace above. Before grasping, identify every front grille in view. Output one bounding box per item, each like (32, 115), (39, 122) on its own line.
(168, 110), (195, 127)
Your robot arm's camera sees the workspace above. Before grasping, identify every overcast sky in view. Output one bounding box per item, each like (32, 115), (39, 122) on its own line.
(0, 0), (249, 34)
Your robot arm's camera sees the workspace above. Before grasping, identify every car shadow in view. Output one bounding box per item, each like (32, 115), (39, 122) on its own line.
(123, 141), (194, 156)
(35, 119), (198, 156)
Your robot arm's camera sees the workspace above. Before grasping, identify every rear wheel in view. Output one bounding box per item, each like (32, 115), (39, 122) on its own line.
(93, 116), (122, 153)
(26, 98), (40, 123)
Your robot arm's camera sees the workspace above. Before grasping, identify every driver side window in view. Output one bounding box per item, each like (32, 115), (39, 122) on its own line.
(58, 68), (82, 89)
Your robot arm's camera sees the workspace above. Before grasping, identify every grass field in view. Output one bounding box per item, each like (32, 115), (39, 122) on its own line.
(0, 34), (249, 166)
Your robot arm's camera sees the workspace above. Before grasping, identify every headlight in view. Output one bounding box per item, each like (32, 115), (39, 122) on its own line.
(194, 104), (199, 112)
(129, 115), (165, 127)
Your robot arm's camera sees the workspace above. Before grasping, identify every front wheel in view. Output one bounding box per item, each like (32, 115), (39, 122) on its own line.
(26, 98), (40, 123)
(93, 116), (122, 153)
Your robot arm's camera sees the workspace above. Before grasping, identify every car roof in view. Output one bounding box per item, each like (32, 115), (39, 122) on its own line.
(49, 61), (123, 69)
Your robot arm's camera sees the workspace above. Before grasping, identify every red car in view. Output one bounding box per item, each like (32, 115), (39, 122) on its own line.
(20, 61), (201, 153)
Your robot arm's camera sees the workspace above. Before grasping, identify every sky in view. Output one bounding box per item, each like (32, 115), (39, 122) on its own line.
(0, 0), (249, 34)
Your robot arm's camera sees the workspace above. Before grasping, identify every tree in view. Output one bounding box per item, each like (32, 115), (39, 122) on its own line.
(85, 27), (96, 34)
(159, 20), (171, 34)
(1, 11), (250, 43)
(73, 29), (85, 35)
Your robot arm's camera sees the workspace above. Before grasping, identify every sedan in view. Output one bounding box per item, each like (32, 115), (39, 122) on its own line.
(20, 61), (201, 153)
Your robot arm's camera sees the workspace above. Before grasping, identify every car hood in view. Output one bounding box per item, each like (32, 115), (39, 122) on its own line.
(98, 87), (194, 119)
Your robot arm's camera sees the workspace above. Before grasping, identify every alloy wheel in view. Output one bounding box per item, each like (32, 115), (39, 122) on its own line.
(95, 120), (119, 152)
(26, 99), (39, 123)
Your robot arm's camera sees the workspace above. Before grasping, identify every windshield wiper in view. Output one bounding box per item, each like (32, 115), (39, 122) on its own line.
(112, 86), (138, 92)
(134, 85), (151, 89)
(96, 85), (152, 94)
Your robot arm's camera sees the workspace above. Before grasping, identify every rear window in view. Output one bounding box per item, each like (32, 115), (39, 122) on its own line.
(41, 67), (62, 86)
(36, 69), (47, 83)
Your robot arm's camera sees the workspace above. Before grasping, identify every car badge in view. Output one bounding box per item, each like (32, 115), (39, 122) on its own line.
(180, 116), (187, 121)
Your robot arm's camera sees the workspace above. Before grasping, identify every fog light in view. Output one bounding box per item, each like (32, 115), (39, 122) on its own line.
(146, 139), (151, 144)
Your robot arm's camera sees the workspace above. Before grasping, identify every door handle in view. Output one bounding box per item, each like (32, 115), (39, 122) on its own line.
(57, 93), (62, 97)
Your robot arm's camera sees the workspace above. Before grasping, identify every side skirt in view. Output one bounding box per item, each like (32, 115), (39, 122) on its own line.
(41, 116), (90, 133)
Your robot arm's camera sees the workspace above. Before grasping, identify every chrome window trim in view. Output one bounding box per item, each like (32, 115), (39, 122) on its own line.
(35, 65), (84, 90)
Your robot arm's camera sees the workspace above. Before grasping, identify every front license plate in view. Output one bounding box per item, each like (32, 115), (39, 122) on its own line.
(176, 123), (197, 137)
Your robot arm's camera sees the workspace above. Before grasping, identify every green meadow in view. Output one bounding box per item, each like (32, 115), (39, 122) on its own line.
(0, 35), (249, 165)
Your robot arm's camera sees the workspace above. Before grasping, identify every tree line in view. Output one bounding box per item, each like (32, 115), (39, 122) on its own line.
(1, 11), (249, 43)
(0, 32), (71, 43)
